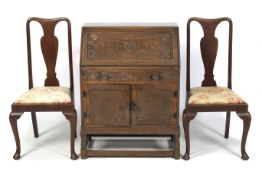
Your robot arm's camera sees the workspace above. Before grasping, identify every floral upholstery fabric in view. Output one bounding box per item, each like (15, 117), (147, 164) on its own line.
(15, 87), (71, 104)
(188, 86), (244, 104)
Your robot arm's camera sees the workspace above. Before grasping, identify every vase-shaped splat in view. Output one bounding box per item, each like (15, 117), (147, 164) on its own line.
(200, 35), (218, 86)
(40, 23), (59, 86)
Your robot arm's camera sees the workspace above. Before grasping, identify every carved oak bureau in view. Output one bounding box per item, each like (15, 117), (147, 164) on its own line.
(80, 23), (180, 159)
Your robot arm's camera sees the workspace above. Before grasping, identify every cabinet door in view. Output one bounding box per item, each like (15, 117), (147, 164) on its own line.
(131, 84), (177, 126)
(82, 84), (130, 126)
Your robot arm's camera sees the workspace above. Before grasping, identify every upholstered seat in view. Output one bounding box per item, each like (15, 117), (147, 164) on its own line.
(15, 87), (71, 104)
(188, 86), (244, 104)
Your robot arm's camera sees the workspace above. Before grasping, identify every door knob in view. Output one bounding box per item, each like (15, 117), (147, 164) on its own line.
(151, 73), (160, 80)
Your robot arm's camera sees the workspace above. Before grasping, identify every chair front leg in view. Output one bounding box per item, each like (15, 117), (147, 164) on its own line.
(63, 111), (78, 160)
(236, 111), (251, 160)
(9, 112), (23, 160)
(183, 111), (197, 160)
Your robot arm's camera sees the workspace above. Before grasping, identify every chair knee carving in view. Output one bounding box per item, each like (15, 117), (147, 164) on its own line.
(183, 17), (251, 160)
(9, 17), (78, 160)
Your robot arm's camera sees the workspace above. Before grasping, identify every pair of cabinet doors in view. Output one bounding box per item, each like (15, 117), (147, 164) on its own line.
(82, 83), (178, 127)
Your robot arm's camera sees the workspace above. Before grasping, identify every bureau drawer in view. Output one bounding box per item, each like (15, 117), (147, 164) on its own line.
(81, 68), (178, 81)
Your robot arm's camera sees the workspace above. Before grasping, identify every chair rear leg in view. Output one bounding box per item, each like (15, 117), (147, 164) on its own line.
(63, 111), (78, 160)
(224, 111), (231, 138)
(31, 112), (39, 137)
(9, 112), (23, 160)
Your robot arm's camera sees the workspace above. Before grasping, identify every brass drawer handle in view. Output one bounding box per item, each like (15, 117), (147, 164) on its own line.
(151, 73), (160, 80)
(128, 103), (136, 110)
(101, 72), (109, 80)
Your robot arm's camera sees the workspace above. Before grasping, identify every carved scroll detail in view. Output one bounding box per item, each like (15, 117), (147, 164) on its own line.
(161, 33), (172, 42)
(89, 32), (97, 41)
(163, 51), (173, 59)
(123, 42), (137, 52)
(88, 50), (96, 59)
(88, 32), (97, 46)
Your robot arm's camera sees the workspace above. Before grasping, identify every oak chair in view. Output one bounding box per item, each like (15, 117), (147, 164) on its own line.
(9, 17), (78, 160)
(183, 17), (251, 160)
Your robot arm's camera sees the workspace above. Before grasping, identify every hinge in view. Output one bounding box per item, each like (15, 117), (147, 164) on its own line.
(173, 112), (177, 118)
(82, 90), (87, 97)
(83, 112), (88, 118)
(173, 91), (177, 97)
(81, 70), (86, 76)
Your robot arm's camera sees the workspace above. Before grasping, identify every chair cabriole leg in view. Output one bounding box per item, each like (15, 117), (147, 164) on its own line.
(63, 111), (78, 160)
(182, 111), (197, 160)
(236, 111), (251, 160)
(9, 112), (23, 160)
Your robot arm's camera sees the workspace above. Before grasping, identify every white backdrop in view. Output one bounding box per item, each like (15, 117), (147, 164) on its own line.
(0, 0), (261, 174)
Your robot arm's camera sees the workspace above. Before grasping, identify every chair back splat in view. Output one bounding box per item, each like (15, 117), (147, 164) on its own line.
(26, 17), (74, 88)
